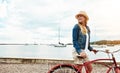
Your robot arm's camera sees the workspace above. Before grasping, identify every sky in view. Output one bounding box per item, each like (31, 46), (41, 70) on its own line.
(0, 0), (120, 44)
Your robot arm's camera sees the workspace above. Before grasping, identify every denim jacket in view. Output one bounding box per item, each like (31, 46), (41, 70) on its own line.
(72, 24), (93, 54)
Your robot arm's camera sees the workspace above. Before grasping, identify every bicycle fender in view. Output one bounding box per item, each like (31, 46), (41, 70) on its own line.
(48, 64), (78, 73)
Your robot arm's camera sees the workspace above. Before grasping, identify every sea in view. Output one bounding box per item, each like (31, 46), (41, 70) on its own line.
(0, 44), (120, 62)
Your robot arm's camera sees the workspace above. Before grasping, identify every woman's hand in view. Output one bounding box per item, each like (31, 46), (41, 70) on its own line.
(92, 49), (98, 54)
(79, 52), (87, 58)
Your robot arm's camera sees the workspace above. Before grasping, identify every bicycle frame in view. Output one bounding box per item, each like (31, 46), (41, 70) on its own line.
(80, 59), (114, 73)
(76, 52), (120, 73)
(48, 58), (116, 73)
(48, 49), (120, 73)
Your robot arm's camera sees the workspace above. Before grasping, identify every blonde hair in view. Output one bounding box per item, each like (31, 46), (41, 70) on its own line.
(78, 18), (88, 35)
(78, 24), (88, 35)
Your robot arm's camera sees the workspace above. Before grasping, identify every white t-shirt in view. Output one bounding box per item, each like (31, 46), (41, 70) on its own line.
(85, 33), (89, 50)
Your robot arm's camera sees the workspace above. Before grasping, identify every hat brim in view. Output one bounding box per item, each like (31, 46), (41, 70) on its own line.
(75, 14), (89, 20)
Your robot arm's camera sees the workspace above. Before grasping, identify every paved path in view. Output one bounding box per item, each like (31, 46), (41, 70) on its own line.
(0, 58), (117, 73)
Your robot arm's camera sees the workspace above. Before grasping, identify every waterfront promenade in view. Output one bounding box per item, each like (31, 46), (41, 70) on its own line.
(0, 57), (117, 73)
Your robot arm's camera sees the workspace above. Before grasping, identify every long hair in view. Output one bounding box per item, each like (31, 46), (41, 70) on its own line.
(78, 19), (88, 34)
(85, 20), (87, 26)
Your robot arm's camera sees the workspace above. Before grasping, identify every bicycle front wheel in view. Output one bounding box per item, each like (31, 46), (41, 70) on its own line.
(48, 64), (78, 73)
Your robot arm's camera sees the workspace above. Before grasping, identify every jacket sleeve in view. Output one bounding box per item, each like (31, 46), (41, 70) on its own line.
(88, 42), (93, 51)
(87, 26), (93, 51)
(72, 25), (81, 54)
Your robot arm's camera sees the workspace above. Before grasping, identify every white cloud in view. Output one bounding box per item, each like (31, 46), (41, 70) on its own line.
(0, 1), (8, 18)
(0, 0), (120, 43)
(0, 25), (33, 43)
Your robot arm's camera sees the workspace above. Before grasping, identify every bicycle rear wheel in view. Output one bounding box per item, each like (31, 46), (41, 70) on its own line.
(48, 64), (78, 73)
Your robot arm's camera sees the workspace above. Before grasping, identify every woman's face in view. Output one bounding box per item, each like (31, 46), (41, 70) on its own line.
(77, 15), (86, 23)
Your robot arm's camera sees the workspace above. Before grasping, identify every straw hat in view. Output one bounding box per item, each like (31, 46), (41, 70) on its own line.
(75, 11), (89, 21)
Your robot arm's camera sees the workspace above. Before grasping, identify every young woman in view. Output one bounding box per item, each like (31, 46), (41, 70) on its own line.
(72, 11), (97, 73)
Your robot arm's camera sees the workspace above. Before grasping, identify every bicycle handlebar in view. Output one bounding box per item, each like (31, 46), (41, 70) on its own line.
(97, 49), (120, 54)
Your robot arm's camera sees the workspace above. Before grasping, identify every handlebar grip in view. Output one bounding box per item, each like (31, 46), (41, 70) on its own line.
(77, 55), (84, 58)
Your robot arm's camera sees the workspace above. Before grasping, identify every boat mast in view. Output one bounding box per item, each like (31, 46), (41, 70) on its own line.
(58, 25), (60, 44)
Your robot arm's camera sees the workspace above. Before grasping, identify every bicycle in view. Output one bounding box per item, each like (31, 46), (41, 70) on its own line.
(48, 49), (120, 73)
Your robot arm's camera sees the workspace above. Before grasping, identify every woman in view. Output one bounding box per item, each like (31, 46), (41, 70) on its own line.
(72, 11), (97, 73)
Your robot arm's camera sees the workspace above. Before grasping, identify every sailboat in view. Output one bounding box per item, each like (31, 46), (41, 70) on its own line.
(54, 42), (66, 47)
(54, 26), (66, 47)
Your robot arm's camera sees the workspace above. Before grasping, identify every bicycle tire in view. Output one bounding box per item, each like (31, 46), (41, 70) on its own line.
(48, 64), (79, 73)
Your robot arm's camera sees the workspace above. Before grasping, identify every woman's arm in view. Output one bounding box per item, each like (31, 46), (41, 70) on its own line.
(72, 25), (81, 54)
